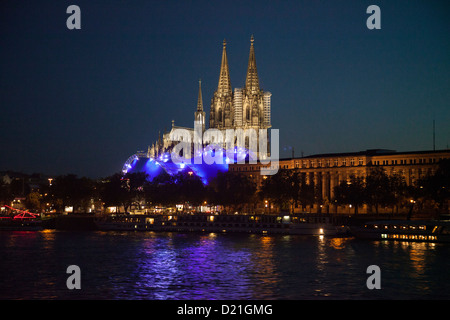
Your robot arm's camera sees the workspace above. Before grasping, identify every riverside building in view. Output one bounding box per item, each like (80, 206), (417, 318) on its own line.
(123, 37), (449, 215)
(229, 149), (450, 214)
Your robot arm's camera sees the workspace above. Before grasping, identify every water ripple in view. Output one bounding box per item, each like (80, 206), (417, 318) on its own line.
(1, 231), (450, 299)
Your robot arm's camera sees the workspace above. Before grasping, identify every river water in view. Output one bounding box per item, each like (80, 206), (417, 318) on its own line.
(0, 230), (449, 300)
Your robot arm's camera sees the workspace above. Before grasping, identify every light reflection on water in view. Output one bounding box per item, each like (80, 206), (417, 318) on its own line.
(0, 230), (449, 299)
(129, 233), (282, 299)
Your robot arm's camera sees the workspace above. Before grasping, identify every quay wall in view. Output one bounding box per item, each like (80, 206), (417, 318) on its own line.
(43, 215), (97, 230)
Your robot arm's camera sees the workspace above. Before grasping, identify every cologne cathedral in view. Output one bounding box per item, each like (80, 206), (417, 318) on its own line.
(148, 35), (272, 158)
(122, 36), (272, 184)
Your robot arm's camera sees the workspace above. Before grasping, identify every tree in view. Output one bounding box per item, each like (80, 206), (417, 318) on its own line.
(25, 191), (42, 212)
(100, 173), (129, 213)
(259, 169), (294, 212)
(9, 177), (29, 198)
(365, 167), (407, 214)
(387, 172), (407, 213)
(210, 171), (257, 213)
(333, 175), (366, 214)
(298, 179), (315, 210)
(0, 179), (13, 206)
(418, 159), (450, 216)
(173, 171), (206, 207)
(259, 169), (318, 213)
(365, 167), (391, 214)
(122, 172), (149, 211)
(144, 171), (177, 207)
(99, 172), (150, 213)
(52, 174), (95, 212)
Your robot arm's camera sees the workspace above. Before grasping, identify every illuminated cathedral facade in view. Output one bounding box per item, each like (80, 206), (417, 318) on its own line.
(147, 36), (271, 158)
(122, 36), (272, 184)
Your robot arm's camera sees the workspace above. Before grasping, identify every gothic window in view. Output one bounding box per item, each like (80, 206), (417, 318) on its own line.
(246, 108), (250, 121)
(218, 108), (223, 124)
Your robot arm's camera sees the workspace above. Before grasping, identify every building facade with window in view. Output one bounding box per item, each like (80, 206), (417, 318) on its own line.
(230, 149), (450, 214)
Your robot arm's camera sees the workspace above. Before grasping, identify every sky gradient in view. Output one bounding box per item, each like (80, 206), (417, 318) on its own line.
(1, 0), (449, 178)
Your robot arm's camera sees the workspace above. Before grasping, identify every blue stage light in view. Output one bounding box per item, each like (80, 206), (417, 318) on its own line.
(122, 146), (252, 185)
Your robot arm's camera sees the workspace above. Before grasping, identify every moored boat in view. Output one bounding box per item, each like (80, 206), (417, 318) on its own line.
(0, 206), (43, 231)
(351, 219), (450, 242)
(0, 217), (43, 231)
(94, 213), (350, 237)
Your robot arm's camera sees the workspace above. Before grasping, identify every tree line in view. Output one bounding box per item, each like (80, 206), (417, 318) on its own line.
(1, 159), (448, 216)
(0, 170), (257, 214)
(101, 170), (257, 214)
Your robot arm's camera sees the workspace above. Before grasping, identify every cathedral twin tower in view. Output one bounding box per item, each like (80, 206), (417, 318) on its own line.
(148, 36), (271, 158)
(198, 36), (271, 134)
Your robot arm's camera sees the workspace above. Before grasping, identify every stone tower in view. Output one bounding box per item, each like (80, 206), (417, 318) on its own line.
(209, 39), (234, 129)
(194, 79), (206, 132)
(209, 36), (271, 132)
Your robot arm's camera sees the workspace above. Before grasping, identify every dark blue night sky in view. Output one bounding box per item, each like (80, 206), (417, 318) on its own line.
(1, 1), (449, 178)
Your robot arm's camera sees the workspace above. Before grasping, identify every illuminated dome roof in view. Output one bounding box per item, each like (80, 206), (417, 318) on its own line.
(122, 146), (255, 185)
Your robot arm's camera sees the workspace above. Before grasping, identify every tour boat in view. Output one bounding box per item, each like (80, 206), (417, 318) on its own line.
(350, 220), (450, 242)
(0, 207), (43, 231)
(95, 213), (350, 237)
(0, 217), (43, 231)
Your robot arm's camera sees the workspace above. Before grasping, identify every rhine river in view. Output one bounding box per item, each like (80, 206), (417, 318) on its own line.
(1, 230), (449, 300)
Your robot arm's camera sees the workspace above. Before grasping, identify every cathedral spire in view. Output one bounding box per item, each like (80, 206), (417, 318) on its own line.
(245, 35), (260, 94)
(217, 39), (232, 96)
(195, 79), (206, 132)
(197, 79), (203, 111)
